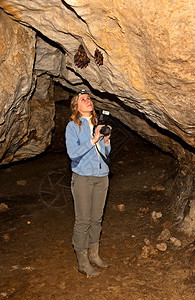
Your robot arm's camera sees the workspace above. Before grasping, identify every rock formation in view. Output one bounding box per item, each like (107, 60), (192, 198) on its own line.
(0, 1), (194, 233)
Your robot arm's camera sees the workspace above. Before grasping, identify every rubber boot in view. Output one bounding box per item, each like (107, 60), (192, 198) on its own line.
(76, 249), (100, 277)
(89, 242), (109, 268)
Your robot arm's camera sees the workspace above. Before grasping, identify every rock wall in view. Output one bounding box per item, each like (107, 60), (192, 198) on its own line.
(0, 10), (55, 163)
(12, 74), (55, 162)
(0, 9), (35, 163)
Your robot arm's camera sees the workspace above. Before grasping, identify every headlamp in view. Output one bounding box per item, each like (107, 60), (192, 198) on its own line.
(73, 89), (88, 110)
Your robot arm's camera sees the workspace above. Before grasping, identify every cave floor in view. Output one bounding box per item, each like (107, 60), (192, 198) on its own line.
(0, 138), (195, 300)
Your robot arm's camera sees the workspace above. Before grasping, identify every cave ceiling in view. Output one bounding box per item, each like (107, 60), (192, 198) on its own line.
(0, 0), (194, 165)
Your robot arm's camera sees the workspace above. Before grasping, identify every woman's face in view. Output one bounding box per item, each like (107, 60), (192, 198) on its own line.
(77, 93), (93, 116)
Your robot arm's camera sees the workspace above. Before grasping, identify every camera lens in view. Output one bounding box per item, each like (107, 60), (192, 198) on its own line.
(100, 125), (111, 136)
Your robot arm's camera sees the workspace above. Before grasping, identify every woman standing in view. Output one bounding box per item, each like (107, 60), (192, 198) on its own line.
(65, 89), (111, 277)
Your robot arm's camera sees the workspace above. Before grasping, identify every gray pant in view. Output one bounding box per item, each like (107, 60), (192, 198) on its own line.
(71, 173), (109, 252)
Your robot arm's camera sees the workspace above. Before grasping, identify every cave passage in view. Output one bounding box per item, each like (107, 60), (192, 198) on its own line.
(0, 3), (194, 297)
(1, 104), (194, 298)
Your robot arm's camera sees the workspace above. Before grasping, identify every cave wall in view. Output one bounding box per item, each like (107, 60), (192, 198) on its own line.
(0, 9), (35, 163)
(12, 74), (55, 161)
(0, 10), (56, 163)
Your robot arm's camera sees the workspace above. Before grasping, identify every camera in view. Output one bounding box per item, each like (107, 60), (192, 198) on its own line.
(98, 110), (111, 137)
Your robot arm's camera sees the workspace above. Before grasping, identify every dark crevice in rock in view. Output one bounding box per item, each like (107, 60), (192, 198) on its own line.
(35, 31), (65, 54)
(61, 0), (87, 25)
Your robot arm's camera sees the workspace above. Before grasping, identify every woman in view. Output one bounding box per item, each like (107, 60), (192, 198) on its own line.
(65, 89), (111, 277)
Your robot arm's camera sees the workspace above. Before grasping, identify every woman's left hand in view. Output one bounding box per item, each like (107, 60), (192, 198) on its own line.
(104, 126), (112, 146)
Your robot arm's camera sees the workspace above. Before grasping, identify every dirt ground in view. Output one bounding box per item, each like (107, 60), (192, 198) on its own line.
(0, 136), (195, 300)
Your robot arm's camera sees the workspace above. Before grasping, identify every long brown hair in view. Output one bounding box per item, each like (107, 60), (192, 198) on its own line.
(70, 93), (98, 130)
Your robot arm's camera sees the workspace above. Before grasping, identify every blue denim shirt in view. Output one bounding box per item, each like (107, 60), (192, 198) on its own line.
(65, 118), (111, 177)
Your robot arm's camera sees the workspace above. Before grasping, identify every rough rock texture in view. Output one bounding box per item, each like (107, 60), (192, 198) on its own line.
(12, 74), (55, 161)
(0, 10), (55, 163)
(181, 199), (195, 236)
(35, 35), (67, 78)
(0, 9), (35, 164)
(0, 1), (194, 232)
(0, 0), (194, 146)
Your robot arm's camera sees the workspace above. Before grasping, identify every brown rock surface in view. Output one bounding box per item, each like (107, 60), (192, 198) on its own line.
(0, 0), (194, 148)
(0, 9), (35, 163)
(12, 74), (55, 162)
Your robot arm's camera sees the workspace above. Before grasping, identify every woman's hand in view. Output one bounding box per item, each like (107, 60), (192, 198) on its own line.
(91, 125), (104, 145)
(104, 126), (112, 146)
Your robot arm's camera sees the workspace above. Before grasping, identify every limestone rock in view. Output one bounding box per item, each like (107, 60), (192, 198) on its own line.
(35, 35), (65, 77)
(0, 203), (9, 212)
(141, 245), (150, 258)
(12, 75), (55, 162)
(156, 242), (167, 252)
(157, 229), (172, 241)
(151, 211), (162, 223)
(0, 9), (36, 163)
(118, 204), (125, 212)
(170, 237), (182, 247)
(0, 0), (194, 149)
(180, 200), (195, 236)
(141, 244), (157, 258)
